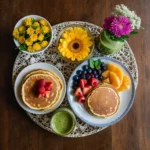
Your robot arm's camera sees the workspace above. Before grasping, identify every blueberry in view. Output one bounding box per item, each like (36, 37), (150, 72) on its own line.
(101, 62), (105, 67)
(83, 70), (87, 74)
(98, 75), (103, 80)
(73, 75), (79, 81)
(81, 74), (86, 79)
(86, 74), (91, 80)
(97, 70), (102, 75)
(73, 81), (79, 86)
(83, 65), (89, 70)
(90, 73), (94, 78)
(93, 70), (97, 75)
(87, 68), (92, 73)
(101, 65), (107, 71)
(77, 70), (83, 75)
(73, 86), (78, 90)
(94, 74), (99, 79)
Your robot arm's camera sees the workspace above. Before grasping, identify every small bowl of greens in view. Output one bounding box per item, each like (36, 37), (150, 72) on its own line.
(12, 15), (53, 54)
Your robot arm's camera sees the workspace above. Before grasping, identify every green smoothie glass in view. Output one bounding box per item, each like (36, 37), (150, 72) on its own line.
(98, 30), (125, 55)
(50, 108), (76, 136)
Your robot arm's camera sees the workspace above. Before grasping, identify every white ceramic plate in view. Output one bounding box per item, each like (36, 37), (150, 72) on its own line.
(14, 62), (66, 114)
(67, 57), (135, 127)
(13, 15), (53, 54)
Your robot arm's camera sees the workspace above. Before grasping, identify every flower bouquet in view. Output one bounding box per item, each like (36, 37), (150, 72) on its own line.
(98, 4), (142, 55)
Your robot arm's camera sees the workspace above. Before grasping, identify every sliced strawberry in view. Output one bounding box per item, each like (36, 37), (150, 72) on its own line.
(45, 82), (53, 87)
(90, 78), (99, 87)
(38, 79), (46, 87)
(45, 84), (52, 91)
(74, 87), (83, 97)
(78, 96), (86, 103)
(38, 86), (45, 94)
(44, 91), (50, 98)
(80, 79), (87, 88)
(83, 85), (92, 95)
(38, 93), (42, 98)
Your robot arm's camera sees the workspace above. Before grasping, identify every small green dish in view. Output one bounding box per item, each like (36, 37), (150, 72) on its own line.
(50, 108), (76, 136)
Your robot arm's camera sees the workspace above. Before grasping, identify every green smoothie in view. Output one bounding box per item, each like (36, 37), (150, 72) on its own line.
(99, 30), (125, 54)
(51, 110), (75, 135)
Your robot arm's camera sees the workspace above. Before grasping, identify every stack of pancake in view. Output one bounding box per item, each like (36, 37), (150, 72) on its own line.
(21, 69), (62, 110)
(87, 83), (120, 118)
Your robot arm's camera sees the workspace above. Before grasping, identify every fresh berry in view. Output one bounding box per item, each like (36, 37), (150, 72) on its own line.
(44, 91), (50, 98)
(93, 70), (97, 75)
(81, 74), (86, 79)
(83, 70), (87, 74)
(74, 87), (83, 97)
(83, 65), (89, 70)
(37, 79), (46, 87)
(80, 79), (87, 88)
(45, 82), (52, 87)
(87, 68), (92, 73)
(90, 73), (94, 78)
(86, 74), (91, 80)
(97, 70), (102, 75)
(77, 96), (86, 103)
(101, 62), (105, 67)
(94, 74), (99, 79)
(83, 85), (92, 95)
(90, 78), (99, 87)
(77, 70), (83, 75)
(73, 81), (79, 86)
(73, 75), (79, 81)
(98, 75), (103, 80)
(73, 86), (78, 91)
(45, 85), (52, 91)
(101, 65), (107, 71)
(38, 93), (42, 98)
(38, 86), (45, 94)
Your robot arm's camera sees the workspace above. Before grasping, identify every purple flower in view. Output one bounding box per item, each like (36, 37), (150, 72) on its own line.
(103, 16), (132, 38)
(109, 16), (132, 37)
(103, 16), (115, 30)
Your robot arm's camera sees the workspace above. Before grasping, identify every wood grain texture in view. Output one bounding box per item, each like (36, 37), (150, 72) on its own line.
(0, 0), (149, 150)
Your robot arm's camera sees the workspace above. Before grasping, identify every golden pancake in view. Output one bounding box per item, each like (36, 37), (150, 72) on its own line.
(22, 71), (62, 110)
(87, 83), (120, 118)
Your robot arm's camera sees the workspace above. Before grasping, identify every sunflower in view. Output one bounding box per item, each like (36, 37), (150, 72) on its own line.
(58, 27), (93, 61)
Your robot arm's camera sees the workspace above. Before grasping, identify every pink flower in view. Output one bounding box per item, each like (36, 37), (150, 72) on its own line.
(103, 16), (132, 38)
(103, 16), (115, 30)
(110, 16), (132, 37)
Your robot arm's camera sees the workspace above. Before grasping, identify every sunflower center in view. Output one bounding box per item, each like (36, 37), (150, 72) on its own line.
(68, 39), (82, 53)
(73, 43), (79, 49)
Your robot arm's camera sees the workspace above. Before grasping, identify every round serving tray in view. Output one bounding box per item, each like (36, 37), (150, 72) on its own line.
(12, 21), (138, 137)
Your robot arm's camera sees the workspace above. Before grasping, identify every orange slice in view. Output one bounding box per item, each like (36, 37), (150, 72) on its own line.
(102, 70), (110, 79)
(115, 67), (123, 84)
(102, 78), (110, 84)
(107, 63), (116, 72)
(117, 75), (131, 92)
(109, 72), (121, 89)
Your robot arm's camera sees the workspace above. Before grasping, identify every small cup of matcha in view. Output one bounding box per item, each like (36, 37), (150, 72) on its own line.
(50, 108), (76, 136)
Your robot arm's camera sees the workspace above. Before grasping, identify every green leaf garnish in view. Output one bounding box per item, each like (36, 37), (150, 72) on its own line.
(32, 18), (35, 24)
(44, 33), (51, 40)
(95, 59), (101, 70)
(18, 43), (27, 51)
(89, 58), (95, 69)
(130, 31), (138, 35)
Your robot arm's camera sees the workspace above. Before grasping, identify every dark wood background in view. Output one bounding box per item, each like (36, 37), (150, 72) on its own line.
(0, 0), (149, 150)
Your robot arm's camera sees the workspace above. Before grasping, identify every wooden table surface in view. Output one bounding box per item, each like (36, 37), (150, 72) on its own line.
(0, 0), (149, 149)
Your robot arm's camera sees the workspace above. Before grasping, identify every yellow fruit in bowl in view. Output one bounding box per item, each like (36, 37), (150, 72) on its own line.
(102, 70), (110, 79)
(109, 72), (121, 89)
(102, 78), (110, 84)
(118, 75), (131, 92)
(115, 67), (123, 84)
(107, 63), (116, 72)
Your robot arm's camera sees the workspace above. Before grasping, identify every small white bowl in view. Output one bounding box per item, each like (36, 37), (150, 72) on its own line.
(13, 15), (53, 55)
